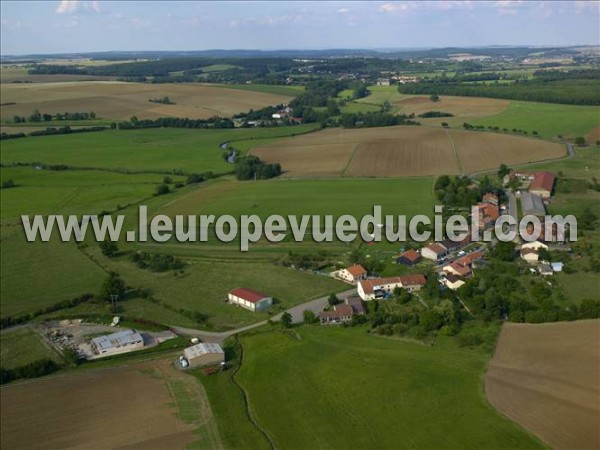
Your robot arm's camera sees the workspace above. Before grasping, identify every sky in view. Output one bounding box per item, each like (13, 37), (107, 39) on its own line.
(1, 1), (599, 55)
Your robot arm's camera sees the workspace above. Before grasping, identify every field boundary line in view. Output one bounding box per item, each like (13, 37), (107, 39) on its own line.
(444, 128), (464, 176)
(341, 143), (361, 176)
(231, 335), (276, 450)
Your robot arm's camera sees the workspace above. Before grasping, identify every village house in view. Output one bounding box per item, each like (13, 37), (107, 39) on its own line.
(345, 297), (366, 315)
(441, 273), (466, 290)
(319, 304), (354, 325)
(396, 249), (421, 266)
(421, 243), (448, 262)
(474, 193), (500, 230)
(520, 248), (540, 263)
(538, 263), (554, 276)
(357, 274), (426, 301)
(529, 171), (555, 198)
(376, 78), (391, 86)
(227, 288), (273, 312)
(443, 251), (483, 278)
(338, 264), (368, 284)
(521, 241), (549, 251)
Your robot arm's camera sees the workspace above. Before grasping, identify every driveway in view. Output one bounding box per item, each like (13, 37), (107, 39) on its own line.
(170, 289), (356, 343)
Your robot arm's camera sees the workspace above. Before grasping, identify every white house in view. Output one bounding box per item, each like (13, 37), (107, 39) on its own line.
(357, 274), (426, 301)
(441, 274), (465, 290)
(421, 243), (448, 262)
(338, 264), (367, 284)
(228, 288), (272, 312)
(521, 241), (549, 251)
(520, 248), (539, 263)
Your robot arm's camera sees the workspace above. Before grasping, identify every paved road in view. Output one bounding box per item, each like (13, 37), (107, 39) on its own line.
(170, 289), (356, 343)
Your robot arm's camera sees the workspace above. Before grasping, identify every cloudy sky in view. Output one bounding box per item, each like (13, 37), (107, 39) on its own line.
(1, 1), (599, 55)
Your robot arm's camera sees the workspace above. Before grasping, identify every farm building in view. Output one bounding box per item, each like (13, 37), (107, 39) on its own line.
(376, 78), (391, 86)
(521, 192), (546, 217)
(91, 329), (144, 357)
(396, 249), (421, 266)
(228, 287), (272, 312)
(184, 343), (225, 369)
(338, 264), (368, 283)
(357, 274), (426, 301)
(319, 304), (354, 325)
(529, 171), (555, 198)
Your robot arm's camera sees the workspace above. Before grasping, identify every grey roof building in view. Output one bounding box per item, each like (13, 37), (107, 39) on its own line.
(91, 329), (144, 356)
(521, 192), (546, 217)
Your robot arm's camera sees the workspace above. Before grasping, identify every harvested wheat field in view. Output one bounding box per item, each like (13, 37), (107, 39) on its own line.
(395, 95), (510, 125)
(252, 125), (565, 177)
(449, 129), (566, 173)
(585, 124), (600, 144)
(486, 320), (600, 450)
(0, 359), (222, 450)
(0, 81), (293, 121)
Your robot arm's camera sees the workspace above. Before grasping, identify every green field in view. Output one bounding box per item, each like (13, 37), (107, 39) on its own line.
(201, 64), (240, 73)
(0, 328), (61, 369)
(157, 177), (435, 220)
(0, 125), (320, 174)
(0, 167), (177, 220)
(0, 226), (106, 319)
(472, 101), (600, 138)
(201, 326), (543, 449)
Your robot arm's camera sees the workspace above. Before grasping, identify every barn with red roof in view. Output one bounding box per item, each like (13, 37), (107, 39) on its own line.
(227, 287), (273, 312)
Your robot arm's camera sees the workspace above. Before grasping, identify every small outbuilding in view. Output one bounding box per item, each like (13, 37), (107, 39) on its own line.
(184, 343), (225, 369)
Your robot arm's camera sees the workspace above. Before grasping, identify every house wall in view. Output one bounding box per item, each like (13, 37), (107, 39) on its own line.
(530, 188), (551, 198)
(228, 293), (272, 312)
(94, 340), (144, 357)
(421, 248), (443, 261)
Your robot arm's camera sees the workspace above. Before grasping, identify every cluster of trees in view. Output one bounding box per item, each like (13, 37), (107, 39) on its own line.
(235, 155), (281, 181)
(1, 359), (60, 385)
(13, 110), (96, 123)
(148, 96), (175, 105)
(337, 112), (419, 128)
(117, 115), (234, 130)
(1, 126), (107, 140)
(279, 251), (334, 271)
(458, 260), (600, 323)
(418, 111), (454, 118)
(131, 252), (184, 272)
(1, 179), (16, 189)
(398, 72), (600, 105)
(462, 122), (537, 136)
(434, 175), (500, 208)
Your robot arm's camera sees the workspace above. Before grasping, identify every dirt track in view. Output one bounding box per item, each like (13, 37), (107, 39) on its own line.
(0, 359), (222, 450)
(485, 320), (600, 450)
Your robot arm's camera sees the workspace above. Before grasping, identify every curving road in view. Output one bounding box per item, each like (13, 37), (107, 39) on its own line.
(170, 289), (356, 343)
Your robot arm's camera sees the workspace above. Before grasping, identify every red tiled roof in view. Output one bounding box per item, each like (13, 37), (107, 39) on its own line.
(359, 277), (403, 295)
(229, 287), (270, 303)
(398, 274), (427, 286)
(399, 249), (421, 262)
(529, 171), (555, 193)
(346, 264), (367, 277)
(424, 243), (446, 255)
(455, 251), (483, 267)
(319, 304), (353, 319)
(446, 262), (471, 277)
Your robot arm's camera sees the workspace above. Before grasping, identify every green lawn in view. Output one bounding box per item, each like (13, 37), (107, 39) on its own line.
(0, 125), (319, 174)
(200, 64), (240, 73)
(472, 101), (600, 139)
(0, 328), (61, 369)
(521, 146), (600, 180)
(203, 326), (543, 449)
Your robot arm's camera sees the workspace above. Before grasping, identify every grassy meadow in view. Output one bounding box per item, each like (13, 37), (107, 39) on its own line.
(471, 101), (600, 139)
(0, 125), (320, 174)
(0, 328), (61, 369)
(201, 326), (543, 449)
